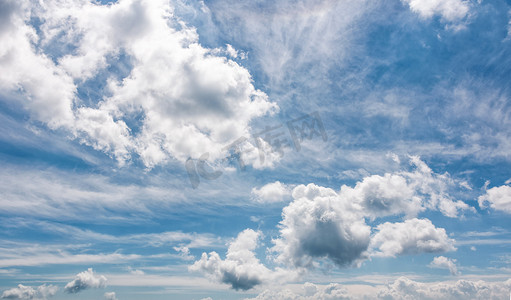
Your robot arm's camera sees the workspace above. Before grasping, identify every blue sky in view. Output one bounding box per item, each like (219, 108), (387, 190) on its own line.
(0, 0), (511, 299)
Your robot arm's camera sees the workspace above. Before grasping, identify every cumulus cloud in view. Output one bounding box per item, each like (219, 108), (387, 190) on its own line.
(429, 256), (459, 275)
(190, 229), (295, 290)
(251, 181), (292, 203)
(1, 284), (57, 300)
(0, 0), (277, 167)
(0, 0), (75, 129)
(246, 278), (511, 300)
(337, 156), (471, 219)
(377, 277), (511, 300)
(271, 183), (371, 268)
(268, 157), (464, 270)
(104, 292), (118, 300)
(244, 282), (350, 300)
(401, 0), (470, 22)
(64, 268), (107, 293)
(478, 184), (511, 214)
(370, 218), (456, 257)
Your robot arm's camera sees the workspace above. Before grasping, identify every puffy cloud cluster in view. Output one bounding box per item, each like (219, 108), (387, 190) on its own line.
(338, 156), (471, 219)
(245, 282), (350, 300)
(401, 0), (470, 22)
(64, 268), (107, 294)
(377, 277), (511, 300)
(370, 219), (456, 257)
(478, 184), (511, 214)
(245, 278), (511, 300)
(1, 284), (57, 300)
(0, 0), (277, 167)
(251, 181), (292, 203)
(269, 157), (463, 269)
(429, 256), (459, 275)
(193, 158), (465, 288)
(190, 229), (295, 290)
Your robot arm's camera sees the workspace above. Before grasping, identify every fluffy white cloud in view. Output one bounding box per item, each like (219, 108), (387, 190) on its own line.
(377, 277), (511, 300)
(0, 0), (75, 129)
(478, 184), (511, 214)
(271, 183), (371, 268)
(269, 157), (463, 269)
(245, 282), (351, 300)
(1, 284), (57, 300)
(340, 173), (422, 219)
(429, 256), (459, 275)
(340, 156), (471, 219)
(104, 292), (118, 300)
(64, 268), (107, 293)
(251, 181), (292, 203)
(401, 0), (470, 22)
(245, 278), (511, 300)
(0, 0), (278, 167)
(190, 229), (295, 290)
(370, 218), (456, 257)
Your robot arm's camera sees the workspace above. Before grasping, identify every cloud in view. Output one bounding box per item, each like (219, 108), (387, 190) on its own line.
(245, 278), (511, 300)
(377, 276), (511, 300)
(401, 0), (470, 22)
(478, 184), (511, 214)
(190, 229), (295, 290)
(251, 181), (292, 203)
(173, 246), (195, 261)
(205, 0), (370, 89)
(341, 156), (471, 219)
(429, 256), (459, 275)
(370, 218), (456, 257)
(0, 0), (75, 129)
(244, 282), (350, 300)
(0, 0), (278, 167)
(104, 292), (118, 300)
(271, 183), (371, 268)
(64, 268), (107, 293)
(1, 284), (57, 300)
(268, 157), (465, 269)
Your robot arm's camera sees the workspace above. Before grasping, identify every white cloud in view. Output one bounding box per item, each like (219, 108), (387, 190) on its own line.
(271, 183), (371, 268)
(64, 268), (107, 293)
(244, 282), (351, 300)
(370, 218), (456, 257)
(245, 278), (511, 300)
(429, 256), (459, 275)
(377, 276), (511, 300)
(190, 229), (296, 290)
(0, 0), (278, 167)
(205, 0), (370, 88)
(478, 184), (511, 214)
(401, 0), (470, 22)
(173, 246), (195, 261)
(338, 156), (472, 219)
(104, 292), (118, 300)
(268, 157), (465, 269)
(1, 284), (57, 300)
(251, 181), (292, 203)
(341, 173), (423, 219)
(0, 0), (75, 129)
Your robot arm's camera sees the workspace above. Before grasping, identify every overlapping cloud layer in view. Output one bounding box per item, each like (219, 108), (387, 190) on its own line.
(244, 277), (511, 300)
(192, 157), (471, 290)
(0, 0), (277, 167)
(1, 0), (510, 299)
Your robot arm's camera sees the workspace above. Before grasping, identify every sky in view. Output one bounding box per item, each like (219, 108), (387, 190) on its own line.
(0, 0), (511, 299)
